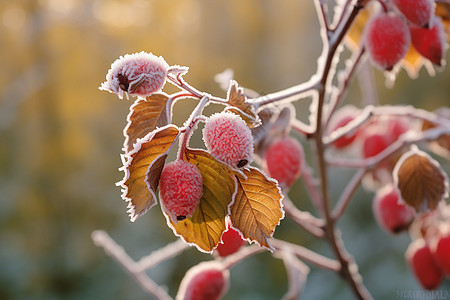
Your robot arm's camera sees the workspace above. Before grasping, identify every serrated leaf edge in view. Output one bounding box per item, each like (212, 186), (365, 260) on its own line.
(116, 124), (180, 222)
(393, 146), (450, 211)
(230, 167), (285, 251)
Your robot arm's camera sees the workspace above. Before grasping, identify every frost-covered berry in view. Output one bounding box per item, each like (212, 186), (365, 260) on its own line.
(176, 261), (230, 300)
(364, 12), (411, 70)
(264, 136), (303, 188)
(328, 105), (361, 149)
(430, 230), (450, 276)
(159, 160), (203, 222)
(393, 0), (434, 28)
(215, 218), (245, 257)
(406, 239), (444, 290)
(372, 184), (415, 234)
(203, 112), (254, 168)
(410, 17), (447, 66)
(100, 51), (169, 99)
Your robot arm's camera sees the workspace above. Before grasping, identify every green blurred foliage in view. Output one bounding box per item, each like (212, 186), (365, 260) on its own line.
(0, 0), (448, 299)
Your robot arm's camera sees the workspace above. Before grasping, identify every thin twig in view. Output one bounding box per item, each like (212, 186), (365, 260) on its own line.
(283, 195), (325, 238)
(92, 230), (174, 300)
(271, 239), (340, 272)
(332, 169), (367, 220)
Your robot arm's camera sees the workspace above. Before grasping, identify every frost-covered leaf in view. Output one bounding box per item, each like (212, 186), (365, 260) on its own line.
(118, 125), (180, 222)
(167, 149), (236, 253)
(226, 81), (257, 126)
(230, 167), (284, 250)
(124, 93), (170, 153)
(394, 147), (449, 212)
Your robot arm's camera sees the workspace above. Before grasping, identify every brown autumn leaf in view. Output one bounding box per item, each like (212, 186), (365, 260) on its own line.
(394, 147), (449, 212)
(118, 125), (180, 222)
(226, 80), (258, 126)
(229, 167), (284, 250)
(123, 93), (170, 152)
(167, 149), (236, 252)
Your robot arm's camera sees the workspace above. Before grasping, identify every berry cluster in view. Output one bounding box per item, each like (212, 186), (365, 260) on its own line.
(364, 0), (446, 71)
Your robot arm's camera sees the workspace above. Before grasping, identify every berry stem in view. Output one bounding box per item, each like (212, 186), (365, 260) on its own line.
(178, 96), (209, 160)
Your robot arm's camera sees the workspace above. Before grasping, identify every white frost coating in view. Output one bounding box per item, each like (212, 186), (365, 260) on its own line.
(100, 51), (169, 99)
(176, 261), (229, 300)
(393, 145), (450, 212)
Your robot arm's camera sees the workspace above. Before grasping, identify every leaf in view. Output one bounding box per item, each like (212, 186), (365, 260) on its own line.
(226, 80), (258, 126)
(118, 125), (180, 222)
(345, 8), (370, 51)
(123, 93), (170, 152)
(167, 149), (236, 253)
(394, 147), (449, 212)
(436, 2), (450, 41)
(229, 167), (284, 250)
(400, 44), (425, 79)
(422, 108), (450, 159)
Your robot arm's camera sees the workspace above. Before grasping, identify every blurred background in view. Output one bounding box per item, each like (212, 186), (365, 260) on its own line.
(0, 0), (449, 299)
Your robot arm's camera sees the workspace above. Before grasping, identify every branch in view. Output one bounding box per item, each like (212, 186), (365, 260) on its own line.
(92, 230), (181, 300)
(271, 239), (340, 272)
(331, 169), (367, 220)
(283, 195), (325, 238)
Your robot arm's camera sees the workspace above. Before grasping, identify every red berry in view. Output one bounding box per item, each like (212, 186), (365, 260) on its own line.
(159, 160), (203, 222)
(203, 112), (254, 168)
(364, 12), (411, 70)
(362, 133), (389, 158)
(431, 231), (450, 276)
(406, 239), (444, 290)
(393, 0), (434, 28)
(215, 218), (245, 257)
(264, 136), (303, 188)
(410, 17), (447, 66)
(372, 184), (415, 233)
(386, 118), (409, 142)
(176, 261), (230, 300)
(329, 106), (361, 149)
(100, 51), (169, 99)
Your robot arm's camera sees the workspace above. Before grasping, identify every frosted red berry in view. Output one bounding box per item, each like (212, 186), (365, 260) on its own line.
(431, 231), (450, 276)
(393, 0), (434, 28)
(372, 184), (414, 233)
(203, 112), (254, 168)
(364, 12), (411, 70)
(215, 218), (245, 257)
(176, 261), (230, 300)
(100, 51), (169, 99)
(362, 133), (389, 158)
(329, 105), (360, 149)
(159, 160), (203, 223)
(265, 136), (303, 188)
(410, 17), (447, 66)
(406, 239), (444, 290)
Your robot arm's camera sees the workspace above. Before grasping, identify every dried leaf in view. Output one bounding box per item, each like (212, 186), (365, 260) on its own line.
(167, 149), (236, 253)
(230, 167), (284, 250)
(118, 125), (180, 222)
(124, 93), (170, 152)
(394, 147), (449, 212)
(226, 81), (258, 125)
